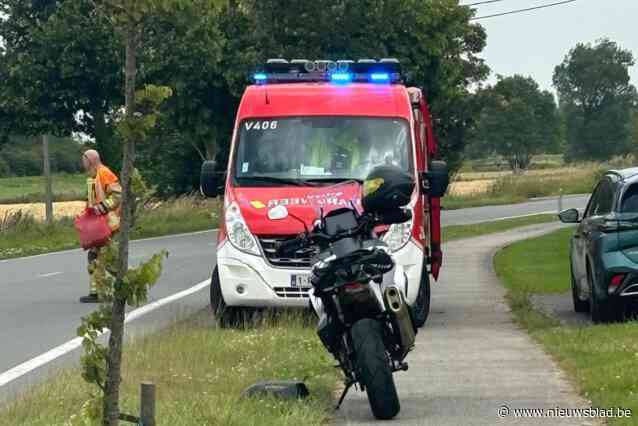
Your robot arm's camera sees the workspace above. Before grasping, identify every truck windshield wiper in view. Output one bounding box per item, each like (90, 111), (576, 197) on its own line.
(237, 176), (318, 187)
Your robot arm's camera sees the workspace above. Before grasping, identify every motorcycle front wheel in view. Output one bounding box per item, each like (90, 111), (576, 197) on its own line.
(351, 318), (400, 420)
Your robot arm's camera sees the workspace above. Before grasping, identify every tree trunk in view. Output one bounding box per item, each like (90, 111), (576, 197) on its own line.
(103, 23), (138, 426)
(42, 135), (53, 225)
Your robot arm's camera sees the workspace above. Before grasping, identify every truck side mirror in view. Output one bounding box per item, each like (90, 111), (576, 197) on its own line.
(422, 161), (449, 198)
(200, 160), (224, 198)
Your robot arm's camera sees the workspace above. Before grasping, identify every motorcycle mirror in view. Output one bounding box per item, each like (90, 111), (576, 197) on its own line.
(268, 205), (289, 220)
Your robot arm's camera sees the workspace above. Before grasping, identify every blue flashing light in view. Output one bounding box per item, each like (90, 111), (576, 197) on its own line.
(253, 73), (267, 82)
(370, 72), (390, 83)
(331, 72), (353, 83)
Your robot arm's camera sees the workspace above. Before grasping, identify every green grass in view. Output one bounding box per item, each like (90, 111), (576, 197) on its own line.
(536, 325), (638, 426)
(442, 193), (527, 210)
(0, 197), (220, 260)
(0, 311), (339, 426)
(494, 228), (638, 425)
(494, 227), (573, 294)
(443, 214), (557, 242)
(459, 154), (565, 173)
(0, 174), (86, 204)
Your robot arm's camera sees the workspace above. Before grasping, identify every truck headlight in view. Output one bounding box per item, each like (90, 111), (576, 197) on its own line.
(382, 210), (413, 252)
(225, 201), (260, 255)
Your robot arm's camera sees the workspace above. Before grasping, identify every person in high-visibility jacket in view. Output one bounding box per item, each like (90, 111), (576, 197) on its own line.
(308, 126), (364, 175)
(80, 150), (122, 303)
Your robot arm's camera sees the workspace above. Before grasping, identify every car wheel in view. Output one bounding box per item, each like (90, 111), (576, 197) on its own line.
(210, 267), (252, 328)
(571, 268), (589, 313)
(588, 267), (620, 324)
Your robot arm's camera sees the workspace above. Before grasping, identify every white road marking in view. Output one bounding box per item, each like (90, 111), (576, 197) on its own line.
(476, 211), (556, 222)
(36, 272), (63, 278)
(0, 278), (211, 388)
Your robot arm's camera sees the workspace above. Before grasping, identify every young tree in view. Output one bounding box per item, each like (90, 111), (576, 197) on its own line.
(75, 2), (179, 425)
(553, 39), (637, 161)
(471, 75), (560, 171)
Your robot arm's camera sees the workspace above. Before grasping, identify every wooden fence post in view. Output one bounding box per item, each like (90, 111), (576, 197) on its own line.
(42, 134), (53, 225)
(140, 382), (156, 426)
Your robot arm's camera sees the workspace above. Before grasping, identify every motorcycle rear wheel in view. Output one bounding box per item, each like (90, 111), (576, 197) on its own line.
(351, 318), (400, 420)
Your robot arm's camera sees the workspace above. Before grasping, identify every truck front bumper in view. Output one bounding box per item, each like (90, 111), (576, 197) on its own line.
(216, 239), (425, 308)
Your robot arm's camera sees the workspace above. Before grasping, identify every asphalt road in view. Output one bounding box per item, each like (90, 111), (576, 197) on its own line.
(442, 194), (589, 226)
(0, 194), (590, 389)
(0, 231), (218, 377)
(335, 223), (599, 426)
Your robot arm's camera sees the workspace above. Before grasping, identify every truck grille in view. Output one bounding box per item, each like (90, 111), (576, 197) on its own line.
(273, 287), (311, 298)
(258, 236), (316, 268)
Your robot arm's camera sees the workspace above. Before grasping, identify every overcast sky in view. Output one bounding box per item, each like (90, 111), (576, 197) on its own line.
(464, 0), (638, 92)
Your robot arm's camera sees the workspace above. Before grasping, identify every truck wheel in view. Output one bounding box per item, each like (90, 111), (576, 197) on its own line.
(351, 319), (400, 420)
(210, 267), (249, 328)
(571, 269), (589, 313)
(413, 267), (431, 328)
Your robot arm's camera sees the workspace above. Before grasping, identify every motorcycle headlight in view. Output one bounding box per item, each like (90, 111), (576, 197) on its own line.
(225, 201), (260, 256)
(382, 210), (413, 252)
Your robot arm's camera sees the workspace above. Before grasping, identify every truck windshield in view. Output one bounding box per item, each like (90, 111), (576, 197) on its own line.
(233, 117), (412, 186)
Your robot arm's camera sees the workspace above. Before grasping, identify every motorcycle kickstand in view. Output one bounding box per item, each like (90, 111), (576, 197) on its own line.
(335, 381), (355, 411)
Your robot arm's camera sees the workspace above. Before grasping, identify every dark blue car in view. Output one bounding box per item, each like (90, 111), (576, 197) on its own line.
(560, 168), (638, 323)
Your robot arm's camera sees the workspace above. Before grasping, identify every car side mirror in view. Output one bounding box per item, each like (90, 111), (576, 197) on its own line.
(559, 208), (581, 224)
(423, 161), (449, 198)
(200, 160), (224, 198)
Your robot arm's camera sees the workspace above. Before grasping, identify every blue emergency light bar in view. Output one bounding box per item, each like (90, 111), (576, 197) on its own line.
(252, 59), (402, 85)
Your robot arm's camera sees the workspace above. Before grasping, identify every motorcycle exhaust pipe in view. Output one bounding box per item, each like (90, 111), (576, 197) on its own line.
(383, 286), (416, 358)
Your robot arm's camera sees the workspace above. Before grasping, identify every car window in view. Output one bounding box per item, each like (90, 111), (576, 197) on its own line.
(587, 179), (614, 217)
(584, 183), (603, 218)
(597, 180), (615, 215)
(621, 184), (638, 212)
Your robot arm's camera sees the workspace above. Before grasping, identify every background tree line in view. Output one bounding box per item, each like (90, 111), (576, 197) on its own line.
(2, 2), (636, 189)
(0, 135), (82, 177)
(469, 38), (638, 171)
(0, 0), (487, 196)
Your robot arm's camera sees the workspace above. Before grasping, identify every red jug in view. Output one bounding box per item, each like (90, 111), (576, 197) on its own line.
(74, 208), (112, 249)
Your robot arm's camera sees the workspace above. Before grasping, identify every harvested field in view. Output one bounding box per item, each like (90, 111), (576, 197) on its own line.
(0, 201), (85, 221)
(448, 179), (495, 196)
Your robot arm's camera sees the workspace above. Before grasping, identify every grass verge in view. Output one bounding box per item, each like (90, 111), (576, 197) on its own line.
(0, 197), (220, 260)
(442, 193), (527, 210)
(443, 214), (557, 242)
(494, 228), (638, 425)
(0, 174), (86, 204)
(0, 311), (338, 426)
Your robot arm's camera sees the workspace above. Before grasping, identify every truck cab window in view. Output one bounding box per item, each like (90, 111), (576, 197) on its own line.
(234, 117), (412, 186)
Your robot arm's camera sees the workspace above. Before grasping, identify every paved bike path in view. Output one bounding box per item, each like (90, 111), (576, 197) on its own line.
(335, 223), (599, 425)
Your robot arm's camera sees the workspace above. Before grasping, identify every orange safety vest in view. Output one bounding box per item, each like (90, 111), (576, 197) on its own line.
(87, 165), (121, 232)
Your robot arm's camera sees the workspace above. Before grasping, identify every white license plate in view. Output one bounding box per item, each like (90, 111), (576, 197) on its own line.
(291, 274), (312, 288)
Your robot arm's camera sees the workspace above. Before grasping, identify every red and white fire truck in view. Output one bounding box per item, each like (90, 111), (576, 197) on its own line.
(201, 59), (448, 327)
